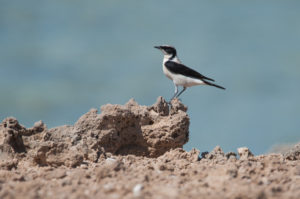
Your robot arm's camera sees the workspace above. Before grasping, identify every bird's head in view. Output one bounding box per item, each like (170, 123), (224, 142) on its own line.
(154, 45), (177, 56)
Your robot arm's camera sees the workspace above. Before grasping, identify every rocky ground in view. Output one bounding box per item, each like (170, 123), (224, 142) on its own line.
(0, 97), (299, 199)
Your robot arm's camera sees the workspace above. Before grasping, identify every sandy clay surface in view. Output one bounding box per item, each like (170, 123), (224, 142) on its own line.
(0, 97), (299, 199)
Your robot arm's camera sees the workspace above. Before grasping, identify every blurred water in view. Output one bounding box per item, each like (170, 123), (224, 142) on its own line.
(1, 1), (299, 154)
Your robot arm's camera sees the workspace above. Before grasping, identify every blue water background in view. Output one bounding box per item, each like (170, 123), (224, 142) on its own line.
(1, 1), (300, 154)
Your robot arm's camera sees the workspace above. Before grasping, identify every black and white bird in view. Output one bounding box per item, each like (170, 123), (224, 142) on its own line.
(154, 45), (225, 102)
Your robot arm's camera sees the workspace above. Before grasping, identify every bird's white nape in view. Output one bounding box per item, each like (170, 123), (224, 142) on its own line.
(163, 54), (181, 64)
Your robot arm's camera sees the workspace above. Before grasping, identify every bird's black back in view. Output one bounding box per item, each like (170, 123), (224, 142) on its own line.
(165, 61), (215, 82)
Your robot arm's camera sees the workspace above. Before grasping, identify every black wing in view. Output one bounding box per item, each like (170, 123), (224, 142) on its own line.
(165, 61), (215, 82)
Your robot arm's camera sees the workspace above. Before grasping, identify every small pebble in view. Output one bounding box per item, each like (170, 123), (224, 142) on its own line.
(133, 184), (143, 197)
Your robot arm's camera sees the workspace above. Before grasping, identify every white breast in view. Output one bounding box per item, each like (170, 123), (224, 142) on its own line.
(162, 64), (173, 80)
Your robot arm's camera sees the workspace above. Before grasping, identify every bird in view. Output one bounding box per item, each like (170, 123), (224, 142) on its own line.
(154, 45), (225, 102)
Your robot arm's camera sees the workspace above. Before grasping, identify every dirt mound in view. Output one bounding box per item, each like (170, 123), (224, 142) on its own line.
(0, 97), (189, 168)
(0, 97), (299, 199)
(284, 143), (300, 160)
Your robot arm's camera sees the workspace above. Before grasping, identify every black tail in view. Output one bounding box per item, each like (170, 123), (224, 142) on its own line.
(203, 80), (225, 90)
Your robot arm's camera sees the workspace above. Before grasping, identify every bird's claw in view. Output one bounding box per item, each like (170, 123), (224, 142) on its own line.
(168, 97), (181, 104)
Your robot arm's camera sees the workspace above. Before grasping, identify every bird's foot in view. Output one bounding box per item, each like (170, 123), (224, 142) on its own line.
(168, 98), (175, 105)
(168, 97), (182, 104)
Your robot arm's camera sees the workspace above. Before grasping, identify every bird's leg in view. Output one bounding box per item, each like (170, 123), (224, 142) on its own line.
(169, 85), (178, 103)
(176, 87), (187, 98)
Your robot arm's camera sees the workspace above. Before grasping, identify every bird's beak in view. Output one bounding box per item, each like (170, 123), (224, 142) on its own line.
(154, 46), (161, 50)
